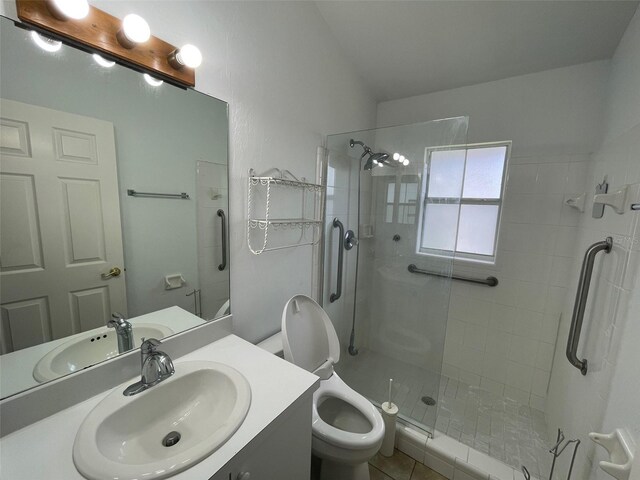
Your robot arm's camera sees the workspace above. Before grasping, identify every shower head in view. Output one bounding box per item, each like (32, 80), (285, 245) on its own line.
(349, 139), (392, 170)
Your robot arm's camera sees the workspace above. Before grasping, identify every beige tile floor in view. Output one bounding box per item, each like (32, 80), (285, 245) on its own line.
(369, 450), (446, 480)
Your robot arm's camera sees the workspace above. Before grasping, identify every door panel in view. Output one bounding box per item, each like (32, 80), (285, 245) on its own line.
(0, 173), (44, 272)
(60, 178), (106, 264)
(53, 128), (98, 164)
(0, 297), (52, 354)
(69, 287), (111, 332)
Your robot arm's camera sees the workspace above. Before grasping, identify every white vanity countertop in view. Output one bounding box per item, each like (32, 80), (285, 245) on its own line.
(0, 334), (319, 480)
(0, 306), (204, 397)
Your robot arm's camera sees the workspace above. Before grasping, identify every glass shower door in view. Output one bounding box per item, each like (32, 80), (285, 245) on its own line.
(322, 117), (469, 434)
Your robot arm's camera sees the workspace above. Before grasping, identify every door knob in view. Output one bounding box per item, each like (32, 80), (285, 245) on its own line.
(101, 267), (122, 279)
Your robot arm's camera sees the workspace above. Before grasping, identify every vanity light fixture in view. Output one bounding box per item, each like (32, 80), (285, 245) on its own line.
(143, 73), (163, 87)
(403, 159), (410, 166)
(30, 30), (62, 52)
(393, 153), (400, 161)
(16, 0), (197, 87)
(46, 0), (89, 20)
(92, 54), (115, 68)
(117, 14), (150, 48)
(168, 44), (202, 69)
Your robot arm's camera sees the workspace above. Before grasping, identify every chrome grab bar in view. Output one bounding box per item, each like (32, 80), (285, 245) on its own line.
(566, 236), (612, 375)
(407, 264), (498, 287)
(329, 218), (344, 303)
(127, 189), (189, 199)
(217, 209), (227, 271)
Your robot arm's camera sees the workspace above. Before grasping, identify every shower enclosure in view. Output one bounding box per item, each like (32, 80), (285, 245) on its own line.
(320, 117), (469, 434)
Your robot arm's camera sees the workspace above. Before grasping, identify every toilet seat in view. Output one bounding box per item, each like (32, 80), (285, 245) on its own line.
(282, 295), (385, 454)
(282, 295), (340, 379)
(312, 373), (385, 451)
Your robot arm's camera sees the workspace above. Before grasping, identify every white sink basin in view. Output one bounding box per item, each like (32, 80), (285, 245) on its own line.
(73, 360), (251, 480)
(33, 323), (173, 382)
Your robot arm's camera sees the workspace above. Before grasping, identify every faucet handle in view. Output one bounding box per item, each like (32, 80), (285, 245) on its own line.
(141, 337), (162, 354)
(107, 312), (128, 328)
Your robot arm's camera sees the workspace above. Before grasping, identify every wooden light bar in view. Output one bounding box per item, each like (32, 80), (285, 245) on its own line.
(16, 0), (195, 88)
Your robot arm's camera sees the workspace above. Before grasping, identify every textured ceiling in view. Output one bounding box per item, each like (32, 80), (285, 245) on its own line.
(316, 1), (639, 101)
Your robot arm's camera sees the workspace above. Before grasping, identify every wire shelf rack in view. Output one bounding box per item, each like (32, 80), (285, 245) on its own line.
(247, 168), (324, 255)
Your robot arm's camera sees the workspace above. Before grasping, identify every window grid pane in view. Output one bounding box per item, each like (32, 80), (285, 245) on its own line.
(420, 143), (508, 260)
(462, 146), (506, 199)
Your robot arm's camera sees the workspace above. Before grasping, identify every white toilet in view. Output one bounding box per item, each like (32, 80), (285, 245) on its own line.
(282, 295), (385, 480)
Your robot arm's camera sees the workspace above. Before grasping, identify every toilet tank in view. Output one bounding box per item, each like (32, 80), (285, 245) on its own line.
(256, 332), (284, 358)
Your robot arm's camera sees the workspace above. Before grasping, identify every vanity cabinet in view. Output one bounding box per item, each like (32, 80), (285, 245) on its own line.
(210, 396), (313, 480)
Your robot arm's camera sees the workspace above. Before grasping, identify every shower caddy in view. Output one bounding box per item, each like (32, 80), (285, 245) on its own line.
(247, 168), (324, 254)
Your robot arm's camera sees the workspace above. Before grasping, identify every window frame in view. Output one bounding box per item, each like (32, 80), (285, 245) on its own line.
(416, 141), (511, 264)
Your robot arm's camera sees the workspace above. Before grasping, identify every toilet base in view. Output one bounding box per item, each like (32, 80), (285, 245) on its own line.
(320, 458), (370, 480)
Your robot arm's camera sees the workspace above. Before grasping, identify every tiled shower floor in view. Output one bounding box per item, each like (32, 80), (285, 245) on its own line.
(337, 349), (552, 478)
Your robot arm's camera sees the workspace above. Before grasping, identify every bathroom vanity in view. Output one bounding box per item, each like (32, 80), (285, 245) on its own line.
(0, 325), (319, 480)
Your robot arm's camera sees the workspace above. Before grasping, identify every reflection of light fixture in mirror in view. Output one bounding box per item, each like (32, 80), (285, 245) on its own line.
(30, 31), (62, 52)
(393, 152), (400, 161)
(403, 159), (410, 166)
(46, 0), (89, 20)
(92, 54), (115, 68)
(168, 44), (203, 69)
(143, 73), (163, 87)
(117, 14), (150, 48)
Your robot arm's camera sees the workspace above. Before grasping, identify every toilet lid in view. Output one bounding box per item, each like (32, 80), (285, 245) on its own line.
(281, 295), (340, 373)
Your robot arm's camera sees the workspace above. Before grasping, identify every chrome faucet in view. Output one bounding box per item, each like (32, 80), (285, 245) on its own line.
(107, 312), (134, 353)
(123, 338), (175, 396)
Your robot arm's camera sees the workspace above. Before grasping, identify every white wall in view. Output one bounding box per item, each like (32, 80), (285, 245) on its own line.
(377, 61), (609, 413)
(0, 1), (377, 342)
(546, 7), (640, 480)
(94, 2), (377, 343)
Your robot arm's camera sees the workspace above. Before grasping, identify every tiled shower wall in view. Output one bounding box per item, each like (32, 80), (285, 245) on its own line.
(441, 152), (590, 411)
(546, 8), (640, 479)
(377, 60), (610, 412)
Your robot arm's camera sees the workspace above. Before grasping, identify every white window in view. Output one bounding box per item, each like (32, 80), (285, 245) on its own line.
(418, 142), (510, 263)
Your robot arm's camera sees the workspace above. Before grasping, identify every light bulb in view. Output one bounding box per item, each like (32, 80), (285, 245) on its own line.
(143, 74), (163, 86)
(121, 14), (150, 44)
(93, 54), (115, 68)
(31, 31), (62, 52)
(393, 153), (400, 161)
(403, 159), (410, 166)
(47, 0), (89, 19)
(373, 159), (379, 165)
(172, 44), (202, 69)
(399, 155), (405, 162)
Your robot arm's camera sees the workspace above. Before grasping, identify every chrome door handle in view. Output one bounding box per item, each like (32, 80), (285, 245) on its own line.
(217, 209), (227, 271)
(329, 218), (344, 303)
(566, 237), (612, 375)
(101, 267), (122, 279)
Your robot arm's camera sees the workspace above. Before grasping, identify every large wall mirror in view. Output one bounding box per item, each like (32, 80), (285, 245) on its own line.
(0, 16), (230, 399)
